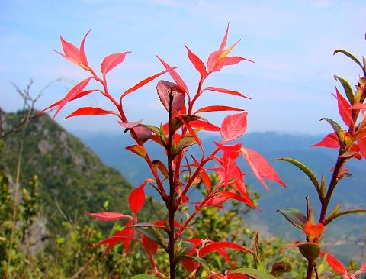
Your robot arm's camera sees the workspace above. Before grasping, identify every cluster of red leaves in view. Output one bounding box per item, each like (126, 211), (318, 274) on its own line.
(314, 80), (366, 160)
(44, 24), (286, 277)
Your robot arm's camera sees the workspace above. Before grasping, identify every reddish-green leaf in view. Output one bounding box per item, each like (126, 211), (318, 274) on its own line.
(186, 46), (207, 78)
(334, 87), (352, 127)
(220, 112), (248, 143)
(241, 148), (286, 189)
(218, 191), (256, 209)
(125, 145), (147, 159)
(195, 105), (244, 114)
(199, 241), (253, 258)
(156, 55), (189, 93)
(190, 120), (220, 132)
(156, 80), (185, 112)
(53, 77), (92, 118)
(122, 69), (173, 98)
(203, 87), (250, 99)
(65, 107), (116, 119)
(152, 160), (169, 179)
(312, 133), (340, 148)
(101, 51), (131, 75)
(86, 212), (133, 221)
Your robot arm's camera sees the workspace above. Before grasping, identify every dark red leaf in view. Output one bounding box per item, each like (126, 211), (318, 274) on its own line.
(218, 191), (256, 209)
(186, 46), (207, 78)
(312, 133), (340, 148)
(220, 112), (248, 143)
(156, 80), (185, 112)
(203, 87), (250, 99)
(199, 241), (253, 258)
(241, 148), (286, 189)
(86, 212), (133, 221)
(156, 55), (189, 93)
(53, 77), (92, 118)
(132, 126), (153, 143)
(195, 105), (244, 114)
(358, 137), (366, 159)
(65, 107), (116, 119)
(117, 120), (142, 129)
(101, 51), (131, 75)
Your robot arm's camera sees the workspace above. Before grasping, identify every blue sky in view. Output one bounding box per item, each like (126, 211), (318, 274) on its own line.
(1, 0), (365, 134)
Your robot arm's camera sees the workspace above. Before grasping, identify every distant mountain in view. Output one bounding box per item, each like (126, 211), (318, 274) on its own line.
(76, 130), (366, 262)
(1, 111), (157, 233)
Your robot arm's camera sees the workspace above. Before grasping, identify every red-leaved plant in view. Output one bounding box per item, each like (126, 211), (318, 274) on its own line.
(43, 24), (287, 278)
(278, 48), (366, 278)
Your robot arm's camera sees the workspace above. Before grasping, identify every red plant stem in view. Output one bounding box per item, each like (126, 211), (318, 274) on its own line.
(180, 147), (220, 198)
(167, 89), (177, 279)
(306, 260), (314, 279)
(175, 181), (223, 240)
(188, 78), (204, 115)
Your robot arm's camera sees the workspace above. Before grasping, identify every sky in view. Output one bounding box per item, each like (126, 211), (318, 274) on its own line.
(1, 0), (365, 134)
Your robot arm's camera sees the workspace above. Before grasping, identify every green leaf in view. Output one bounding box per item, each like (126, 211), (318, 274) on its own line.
(142, 124), (160, 135)
(298, 243), (320, 261)
(172, 114), (201, 131)
(320, 118), (344, 143)
(173, 136), (197, 157)
(334, 49), (364, 74)
(325, 208), (366, 225)
(334, 75), (354, 104)
(277, 208), (307, 229)
(320, 176), (326, 199)
(277, 157), (320, 193)
(190, 257), (210, 272)
(232, 267), (277, 279)
(134, 226), (161, 245)
(131, 275), (157, 279)
(270, 261), (292, 277)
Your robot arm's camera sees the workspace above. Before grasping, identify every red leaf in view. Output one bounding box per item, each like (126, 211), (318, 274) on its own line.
(101, 51), (131, 75)
(86, 212), (133, 221)
(195, 105), (244, 114)
(122, 69), (173, 98)
(358, 137), (366, 159)
(177, 114), (202, 150)
(142, 234), (159, 256)
(181, 259), (200, 273)
(65, 107), (116, 119)
(312, 133), (340, 148)
(303, 221), (324, 239)
(94, 220), (135, 256)
(156, 80), (185, 112)
(190, 120), (220, 132)
(203, 87), (250, 99)
(57, 30), (90, 67)
(128, 179), (151, 214)
(156, 55), (189, 93)
(53, 77), (92, 118)
(320, 252), (346, 275)
(40, 89), (96, 115)
(334, 87), (352, 127)
(185, 46), (207, 78)
(79, 30), (90, 67)
(199, 241), (253, 258)
(352, 103), (366, 110)
(220, 112), (248, 143)
(218, 191), (256, 209)
(192, 155), (212, 191)
(241, 148), (286, 189)
(213, 56), (253, 72)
